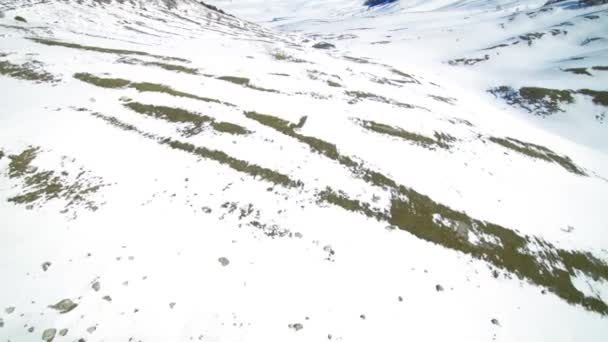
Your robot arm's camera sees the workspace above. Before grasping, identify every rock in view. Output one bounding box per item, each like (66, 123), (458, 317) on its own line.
(360, 314), (366, 320)
(0, 318), (4, 328)
(288, 323), (303, 331)
(491, 318), (500, 326)
(41, 328), (56, 341)
(398, 296), (403, 302)
(28, 326), (35, 333)
(5, 307), (15, 314)
(42, 262), (51, 272)
(48, 299), (78, 314)
(218, 257), (230, 267)
(169, 302), (176, 309)
(58, 329), (68, 336)
(312, 42), (335, 49)
(92, 282), (100, 292)
(435, 284), (444, 292)
(102, 296), (112, 302)
(86, 326), (96, 334)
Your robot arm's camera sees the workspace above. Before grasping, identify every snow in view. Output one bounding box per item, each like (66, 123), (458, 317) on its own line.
(1, 0), (608, 341)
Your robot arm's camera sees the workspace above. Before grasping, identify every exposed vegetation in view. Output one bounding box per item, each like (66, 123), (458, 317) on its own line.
(327, 80), (342, 87)
(243, 109), (608, 315)
(73, 73), (234, 106)
(346, 90), (415, 109)
(354, 119), (454, 150)
(490, 86), (608, 116)
(117, 57), (199, 75)
(271, 51), (307, 63)
(592, 66), (608, 71)
(563, 67), (592, 76)
(14, 16), (27, 23)
(0, 60), (58, 83)
(429, 94), (456, 105)
(448, 55), (489, 66)
(5, 147), (106, 215)
(489, 137), (586, 175)
(85, 111), (299, 188)
(29, 38), (189, 63)
(390, 68), (420, 84)
(489, 86), (574, 116)
(124, 102), (250, 136)
(217, 76), (279, 93)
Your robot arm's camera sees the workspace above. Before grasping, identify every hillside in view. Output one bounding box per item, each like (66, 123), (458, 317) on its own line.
(1, 0), (607, 341)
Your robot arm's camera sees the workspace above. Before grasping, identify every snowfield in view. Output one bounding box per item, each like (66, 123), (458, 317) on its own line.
(1, 0), (607, 341)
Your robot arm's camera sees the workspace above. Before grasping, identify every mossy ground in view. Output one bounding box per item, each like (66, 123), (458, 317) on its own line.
(563, 68), (592, 76)
(345, 90), (414, 109)
(0, 60), (58, 83)
(124, 101), (250, 136)
(489, 137), (586, 175)
(30, 38), (189, 63)
(73, 73), (234, 106)
(85, 110), (299, 188)
(117, 57), (199, 75)
(354, 119), (454, 150)
(217, 76), (279, 93)
(243, 109), (608, 315)
(4, 147), (106, 214)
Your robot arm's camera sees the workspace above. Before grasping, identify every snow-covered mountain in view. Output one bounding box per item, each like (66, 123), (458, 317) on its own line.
(1, 0), (607, 341)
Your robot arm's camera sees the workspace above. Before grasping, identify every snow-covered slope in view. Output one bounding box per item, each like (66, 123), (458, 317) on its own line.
(1, 0), (607, 341)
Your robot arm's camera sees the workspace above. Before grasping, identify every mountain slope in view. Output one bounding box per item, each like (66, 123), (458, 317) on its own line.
(1, 0), (608, 341)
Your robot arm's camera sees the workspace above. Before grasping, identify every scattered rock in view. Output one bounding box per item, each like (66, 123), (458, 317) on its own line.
(313, 42), (335, 49)
(28, 326), (35, 333)
(48, 299), (78, 314)
(58, 328), (68, 336)
(86, 326), (96, 334)
(169, 302), (176, 309)
(360, 314), (366, 320)
(102, 296), (112, 302)
(398, 296), (403, 302)
(491, 318), (500, 326)
(42, 328), (57, 341)
(328, 334), (332, 340)
(41, 262), (51, 272)
(92, 282), (100, 292)
(0, 318), (4, 328)
(5, 307), (15, 314)
(435, 284), (444, 292)
(218, 257), (230, 267)
(288, 323), (303, 331)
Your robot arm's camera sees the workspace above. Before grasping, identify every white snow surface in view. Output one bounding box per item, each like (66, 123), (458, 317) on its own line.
(0, 0), (607, 341)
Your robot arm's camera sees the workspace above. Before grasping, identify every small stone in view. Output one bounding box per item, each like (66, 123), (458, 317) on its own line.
(42, 262), (51, 272)
(169, 302), (176, 309)
(491, 318), (500, 326)
(92, 282), (100, 292)
(328, 334), (332, 340)
(288, 323), (303, 331)
(312, 42), (335, 49)
(42, 328), (57, 341)
(48, 299), (78, 314)
(86, 326), (96, 334)
(102, 296), (112, 302)
(28, 327), (35, 333)
(218, 257), (230, 267)
(398, 296), (403, 302)
(58, 328), (68, 336)
(5, 307), (15, 314)
(360, 314), (366, 320)
(294, 232), (303, 239)
(435, 284), (444, 292)
(0, 318), (4, 328)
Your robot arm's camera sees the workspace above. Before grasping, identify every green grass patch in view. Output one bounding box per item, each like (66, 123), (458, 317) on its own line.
(73, 73), (234, 106)
(5, 147), (106, 214)
(29, 38), (189, 63)
(271, 51), (307, 63)
(0, 60), (58, 83)
(354, 119), (455, 150)
(490, 137), (586, 175)
(86, 111), (298, 188)
(217, 75), (279, 93)
(346, 90), (414, 109)
(243, 109), (608, 315)
(117, 57), (199, 75)
(124, 101), (249, 136)
(563, 68), (592, 76)
(578, 89), (608, 107)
